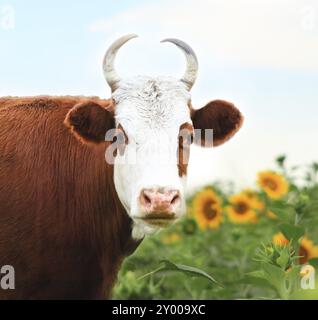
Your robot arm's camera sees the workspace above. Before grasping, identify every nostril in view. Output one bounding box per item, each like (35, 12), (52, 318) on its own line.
(171, 194), (180, 205)
(140, 189), (181, 211)
(140, 190), (153, 207)
(170, 191), (181, 206)
(144, 193), (152, 205)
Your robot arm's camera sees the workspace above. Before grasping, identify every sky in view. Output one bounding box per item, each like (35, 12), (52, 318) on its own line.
(0, 0), (318, 191)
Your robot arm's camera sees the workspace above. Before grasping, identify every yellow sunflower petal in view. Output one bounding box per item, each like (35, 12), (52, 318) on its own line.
(267, 210), (278, 219)
(257, 171), (289, 200)
(300, 237), (318, 262)
(192, 189), (223, 230)
(272, 232), (289, 246)
(227, 194), (258, 224)
(242, 189), (265, 211)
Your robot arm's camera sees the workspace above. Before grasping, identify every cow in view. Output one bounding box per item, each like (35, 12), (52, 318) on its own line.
(0, 34), (243, 299)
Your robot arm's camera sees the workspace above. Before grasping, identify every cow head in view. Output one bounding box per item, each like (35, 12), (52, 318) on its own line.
(65, 35), (243, 239)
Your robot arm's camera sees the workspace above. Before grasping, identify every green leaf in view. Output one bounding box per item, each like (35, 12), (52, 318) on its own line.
(268, 204), (296, 221)
(262, 263), (286, 283)
(276, 155), (286, 168)
(246, 270), (267, 279)
(285, 265), (302, 283)
(238, 271), (275, 289)
(276, 250), (290, 269)
(285, 265), (302, 295)
(159, 260), (223, 287)
(303, 201), (318, 214)
(308, 258), (318, 269)
(279, 224), (305, 242)
(261, 263), (289, 299)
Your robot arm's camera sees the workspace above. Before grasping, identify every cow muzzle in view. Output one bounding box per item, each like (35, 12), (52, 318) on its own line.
(137, 188), (181, 227)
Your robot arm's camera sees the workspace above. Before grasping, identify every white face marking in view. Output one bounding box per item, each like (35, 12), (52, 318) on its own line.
(112, 76), (192, 239)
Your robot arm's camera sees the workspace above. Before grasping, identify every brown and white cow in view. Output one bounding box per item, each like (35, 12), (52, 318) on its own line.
(0, 35), (243, 299)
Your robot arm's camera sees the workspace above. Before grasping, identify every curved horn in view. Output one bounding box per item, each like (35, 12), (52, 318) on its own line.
(161, 38), (198, 91)
(103, 34), (138, 92)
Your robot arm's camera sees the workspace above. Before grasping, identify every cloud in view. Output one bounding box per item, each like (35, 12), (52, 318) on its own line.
(89, 0), (318, 72)
(0, 4), (15, 30)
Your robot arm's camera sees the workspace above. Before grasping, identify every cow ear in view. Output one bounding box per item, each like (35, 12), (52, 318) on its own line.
(64, 100), (115, 144)
(191, 100), (243, 147)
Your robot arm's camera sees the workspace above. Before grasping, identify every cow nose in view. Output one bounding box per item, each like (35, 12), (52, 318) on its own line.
(139, 188), (181, 215)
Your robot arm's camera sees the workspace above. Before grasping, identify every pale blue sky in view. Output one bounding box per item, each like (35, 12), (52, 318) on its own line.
(1, 0), (317, 189)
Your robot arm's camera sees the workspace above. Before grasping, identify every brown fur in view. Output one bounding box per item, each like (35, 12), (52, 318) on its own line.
(0, 96), (140, 300)
(190, 100), (244, 147)
(0, 95), (243, 299)
(64, 100), (115, 144)
(178, 123), (194, 177)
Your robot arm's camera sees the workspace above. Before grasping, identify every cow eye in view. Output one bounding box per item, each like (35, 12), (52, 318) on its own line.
(114, 132), (126, 144)
(179, 123), (194, 147)
(189, 132), (194, 144)
(116, 124), (129, 144)
(113, 124), (129, 156)
(185, 132), (194, 145)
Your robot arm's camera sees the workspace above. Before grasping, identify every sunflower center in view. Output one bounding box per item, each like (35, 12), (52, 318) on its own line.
(299, 246), (309, 264)
(234, 201), (249, 214)
(263, 178), (278, 191)
(203, 200), (218, 220)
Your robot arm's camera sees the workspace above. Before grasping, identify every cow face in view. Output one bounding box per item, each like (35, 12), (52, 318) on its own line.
(65, 35), (243, 239)
(111, 77), (192, 238)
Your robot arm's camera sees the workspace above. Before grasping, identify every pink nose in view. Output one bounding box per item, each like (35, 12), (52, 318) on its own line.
(139, 188), (181, 216)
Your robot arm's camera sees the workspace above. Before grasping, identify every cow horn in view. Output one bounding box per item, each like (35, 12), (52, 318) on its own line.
(103, 34), (138, 92)
(161, 38), (198, 91)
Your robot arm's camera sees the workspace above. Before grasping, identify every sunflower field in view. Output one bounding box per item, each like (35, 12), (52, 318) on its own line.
(114, 156), (318, 300)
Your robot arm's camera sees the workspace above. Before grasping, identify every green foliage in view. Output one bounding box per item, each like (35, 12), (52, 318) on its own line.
(141, 260), (223, 286)
(279, 224), (304, 243)
(113, 158), (318, 300)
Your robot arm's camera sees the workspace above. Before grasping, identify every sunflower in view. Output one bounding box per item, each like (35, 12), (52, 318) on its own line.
(272, 232), (289, 246)
(299, 237), (318, 264)
(273, 233), (318, 264)
(242, 188), (265, 211)
(257, 171), (289, 199)
(227, 194), (258, 224)
(192, 189), (223, 230)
